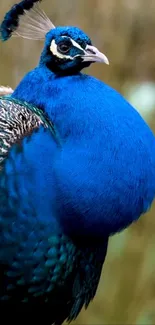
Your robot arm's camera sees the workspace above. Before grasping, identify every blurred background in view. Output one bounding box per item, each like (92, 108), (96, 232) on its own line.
(1, 0), (155, 324)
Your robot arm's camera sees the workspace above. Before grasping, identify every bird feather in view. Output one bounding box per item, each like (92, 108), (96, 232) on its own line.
(0, 0), (54, 41)
(0, 96), (59, 167)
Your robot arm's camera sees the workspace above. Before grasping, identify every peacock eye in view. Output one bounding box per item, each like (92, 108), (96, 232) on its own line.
(57, 40), (72, 54)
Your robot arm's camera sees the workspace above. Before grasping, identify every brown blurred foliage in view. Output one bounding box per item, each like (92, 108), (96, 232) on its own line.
(1, 0), (155, 324)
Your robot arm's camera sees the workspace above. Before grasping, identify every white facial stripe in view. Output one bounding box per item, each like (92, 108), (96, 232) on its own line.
(50, 39), (74, 60)
(62, 36), (85, 53)
(50, 37), (85, 60)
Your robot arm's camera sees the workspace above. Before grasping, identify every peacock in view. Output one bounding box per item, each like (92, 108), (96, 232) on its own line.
(0, 0), (155, 324)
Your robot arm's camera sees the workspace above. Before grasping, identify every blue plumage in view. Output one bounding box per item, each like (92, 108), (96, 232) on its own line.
(12, 65), (155, 236)
(0, 1), (155, 324)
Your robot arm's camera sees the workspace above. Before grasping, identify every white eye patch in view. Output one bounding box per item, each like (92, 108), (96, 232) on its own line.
(50, 37), (85, 60)
(50, 39), (73, 60)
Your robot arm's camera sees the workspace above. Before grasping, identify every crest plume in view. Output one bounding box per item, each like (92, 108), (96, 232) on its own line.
(0, 0), (55, 41)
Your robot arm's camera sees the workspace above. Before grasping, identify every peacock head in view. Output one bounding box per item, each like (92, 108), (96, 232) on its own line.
(40, 26), (109, 74)
(0, 0), (109, 75)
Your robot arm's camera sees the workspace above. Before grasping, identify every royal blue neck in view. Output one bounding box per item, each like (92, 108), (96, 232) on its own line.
(11, 65), (155, 239)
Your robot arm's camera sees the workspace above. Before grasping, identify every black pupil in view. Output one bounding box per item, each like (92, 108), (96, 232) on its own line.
(58, 40), (72, 54)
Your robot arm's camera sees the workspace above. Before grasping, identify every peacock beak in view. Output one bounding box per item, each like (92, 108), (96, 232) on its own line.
(82, 44), (109, 65)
